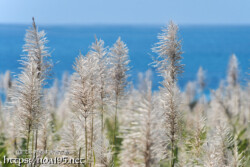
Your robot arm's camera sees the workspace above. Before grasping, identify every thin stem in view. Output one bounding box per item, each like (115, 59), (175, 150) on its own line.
(84, 117), (88, 167)
(113, 95), (118, 146)
(78, 147), (82, 167)
(34, 129), (38, 167)
(31, 131), (34, 167)
(27, 125), (31, 154)
(101, 101), (104, 166)
(90, 108), (94, 167)
(145, 95), (152, 167)
(26, 124), (31, 167)
(171, 143), (174, 167)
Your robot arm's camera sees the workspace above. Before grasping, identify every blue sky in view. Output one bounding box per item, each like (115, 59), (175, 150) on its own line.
(0, 0), (249, 25)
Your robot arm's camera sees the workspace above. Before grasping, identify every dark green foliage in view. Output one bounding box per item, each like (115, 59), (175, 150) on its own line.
(18, 138), (28, 159)
(189, 101), (197, 110)
(50, 111), (61, 143)
(50, 112), (57, 134)
(172, 146), (178, 166)
(0, 133), (15, 167)
(0, 133), (7, 166)
(227, 121), (250, 166)
(106, 118), (122, 166)
(234, 127), (250, 165)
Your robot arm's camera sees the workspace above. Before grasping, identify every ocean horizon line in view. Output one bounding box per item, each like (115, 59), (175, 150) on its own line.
(1, 22), (250, 27)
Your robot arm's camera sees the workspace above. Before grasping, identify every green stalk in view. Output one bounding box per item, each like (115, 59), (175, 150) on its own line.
(171, 142), (174, 167)
(78, 147), (82, 167)
(90, 109), (94, 167)
(31, 131), (34, 167)
(34, 129), (38, 167)
(113, 95), (118, 145)
(101, 101), (104, 166)
(84, 117), (88, 167)
(26, 124), (31, 167)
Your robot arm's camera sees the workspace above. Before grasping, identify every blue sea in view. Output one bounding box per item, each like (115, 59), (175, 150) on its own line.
(0, 24), (249, 91)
